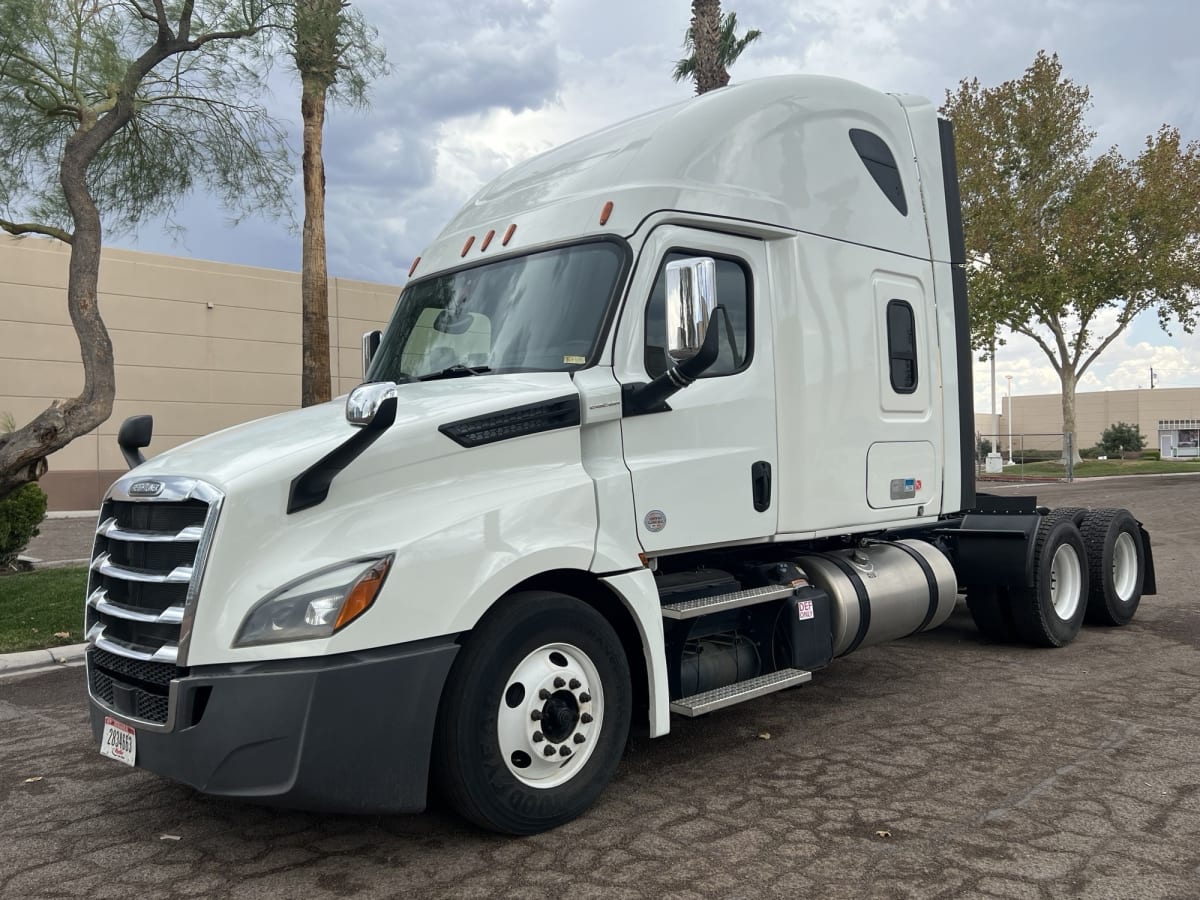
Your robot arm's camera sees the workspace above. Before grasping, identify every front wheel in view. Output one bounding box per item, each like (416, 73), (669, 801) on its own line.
(433, 591), (631, 834)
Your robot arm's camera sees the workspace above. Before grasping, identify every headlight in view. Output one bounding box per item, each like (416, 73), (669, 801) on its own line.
(234, 555), (393, 647)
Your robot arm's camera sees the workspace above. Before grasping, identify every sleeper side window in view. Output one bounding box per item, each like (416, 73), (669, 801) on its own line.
(644, 251), (752, 379)
(886, 299), (918, 393)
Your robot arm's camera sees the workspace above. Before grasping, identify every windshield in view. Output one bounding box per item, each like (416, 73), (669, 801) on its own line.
(367, 241), (627, 382)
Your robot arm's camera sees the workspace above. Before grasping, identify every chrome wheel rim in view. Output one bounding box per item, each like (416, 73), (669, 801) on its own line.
(497, 642), (603, 789)
(1112, 532), (1139, 601)
(1050, 543), (1082, 620)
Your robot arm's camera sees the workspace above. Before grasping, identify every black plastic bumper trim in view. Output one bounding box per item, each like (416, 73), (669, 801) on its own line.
(88, 637), (459, 814)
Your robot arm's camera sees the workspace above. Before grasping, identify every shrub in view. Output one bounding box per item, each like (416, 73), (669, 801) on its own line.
(0, 483), (48, 570)
(1099, 422), (1146, 455)
(1143, 449), (1161, 460)
(977, 437), (993, 455)
(1080, 446), (1099, 459)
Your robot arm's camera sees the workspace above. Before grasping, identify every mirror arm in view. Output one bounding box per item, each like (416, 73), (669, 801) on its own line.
(624, 308), (724, 415)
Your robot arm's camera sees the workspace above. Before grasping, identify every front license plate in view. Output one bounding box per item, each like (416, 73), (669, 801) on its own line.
(100, 716), (136, 767)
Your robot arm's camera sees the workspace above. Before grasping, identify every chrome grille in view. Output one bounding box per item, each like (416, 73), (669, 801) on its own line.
(85, 475), (223, 731)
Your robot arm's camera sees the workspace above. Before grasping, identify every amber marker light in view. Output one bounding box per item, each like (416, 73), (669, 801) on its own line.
(461, 235), (475, 257)
(408, 256), (421, 277)
(502, 224), (517, 246)
(481, 229), (496, 251)
(600, 200), (614, 225)
(334, 556), (393, 631)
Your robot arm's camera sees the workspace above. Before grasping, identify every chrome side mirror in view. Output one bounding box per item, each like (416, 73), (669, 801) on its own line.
(346, 381), (398, 429)
(665, 258), (717, 362)
(361, 330), (382, 381)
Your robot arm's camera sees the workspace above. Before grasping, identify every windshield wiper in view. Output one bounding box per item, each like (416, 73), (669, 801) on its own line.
(417, 364), (492, 382)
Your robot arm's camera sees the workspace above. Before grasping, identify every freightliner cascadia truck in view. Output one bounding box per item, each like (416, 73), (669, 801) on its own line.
(86, 75), (1156, 834)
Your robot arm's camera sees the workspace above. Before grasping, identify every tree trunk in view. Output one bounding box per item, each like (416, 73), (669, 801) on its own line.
(1059, 367), (1082, 465)
(691, 0), (728, 95)
(300, 79), (331, 407)
(0, 135), (116, 501)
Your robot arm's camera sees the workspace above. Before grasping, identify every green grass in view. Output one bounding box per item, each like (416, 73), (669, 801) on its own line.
(0, 567), (88, 653)
(1004, 458), (1200, 478)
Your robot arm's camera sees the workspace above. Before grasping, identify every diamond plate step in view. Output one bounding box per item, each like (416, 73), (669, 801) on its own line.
(660, 584), (797, 620)
(670, 668), (812, 717)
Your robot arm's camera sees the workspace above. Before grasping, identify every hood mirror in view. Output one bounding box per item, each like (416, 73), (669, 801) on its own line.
(117, 415), (153, 469)
(346, 382), (398, 430)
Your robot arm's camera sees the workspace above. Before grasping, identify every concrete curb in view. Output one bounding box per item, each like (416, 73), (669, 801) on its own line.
(0, 642), (88, 678)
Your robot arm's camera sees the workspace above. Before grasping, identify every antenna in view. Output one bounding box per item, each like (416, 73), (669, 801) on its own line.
(1150, 367), (1157, 389)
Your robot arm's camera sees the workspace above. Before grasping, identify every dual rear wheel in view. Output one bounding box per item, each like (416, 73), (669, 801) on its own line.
(967, 507), (1145, 647)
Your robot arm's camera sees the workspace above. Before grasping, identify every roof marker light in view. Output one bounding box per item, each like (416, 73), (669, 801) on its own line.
(600, 201), (614, 225)
(502, 224), (517, 246)
(481, 229), (495, 252)
(408, 256), (421, 277)
(461, 236), (475, 257)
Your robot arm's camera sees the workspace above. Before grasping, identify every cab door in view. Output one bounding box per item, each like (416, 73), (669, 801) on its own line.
(614, 226), (777, 553)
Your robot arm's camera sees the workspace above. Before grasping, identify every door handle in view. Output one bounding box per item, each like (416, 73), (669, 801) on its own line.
(752, 461), (772, 512)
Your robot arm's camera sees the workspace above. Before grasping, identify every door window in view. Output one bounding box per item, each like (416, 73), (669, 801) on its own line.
(644, 251), (752, 379)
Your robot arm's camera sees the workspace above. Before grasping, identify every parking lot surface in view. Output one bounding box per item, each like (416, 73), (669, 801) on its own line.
(1, 475), (1198, 899)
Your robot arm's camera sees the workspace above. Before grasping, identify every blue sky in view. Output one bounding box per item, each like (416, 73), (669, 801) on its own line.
(110, 0), (1200, 410)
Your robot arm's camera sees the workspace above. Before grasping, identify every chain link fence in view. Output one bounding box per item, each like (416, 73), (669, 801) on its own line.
(975, 432), (1075, 483)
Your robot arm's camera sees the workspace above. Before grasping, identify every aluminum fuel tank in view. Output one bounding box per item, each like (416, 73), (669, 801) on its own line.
(795, 539), (958, 657)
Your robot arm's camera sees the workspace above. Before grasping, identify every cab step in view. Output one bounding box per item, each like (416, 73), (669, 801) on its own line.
(660, 584), (796, 620)
(669, 667), (812, 717)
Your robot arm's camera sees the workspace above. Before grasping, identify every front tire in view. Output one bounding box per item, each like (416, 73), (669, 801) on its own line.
(1081, 508), (1145, 626)
(433, 591), (631, 835)
(1013, 512), (1089, 647)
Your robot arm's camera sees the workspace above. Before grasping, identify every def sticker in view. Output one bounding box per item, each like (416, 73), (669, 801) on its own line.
(796, 599), (815, 621)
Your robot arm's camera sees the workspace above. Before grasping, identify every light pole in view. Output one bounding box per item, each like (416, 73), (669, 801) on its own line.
(1005, 375), (1014, 466)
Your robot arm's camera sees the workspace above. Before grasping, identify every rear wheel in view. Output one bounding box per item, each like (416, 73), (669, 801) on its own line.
(1081, 508), (1145, 626)
(433, 591), (631, 835)
(1012, 512), (1089, 647)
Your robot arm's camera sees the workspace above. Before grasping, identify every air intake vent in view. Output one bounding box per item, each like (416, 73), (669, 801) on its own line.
(439, 395), (581, 448)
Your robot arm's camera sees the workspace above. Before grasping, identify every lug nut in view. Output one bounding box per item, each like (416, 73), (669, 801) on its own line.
(533, 731), (544, 742)
(573, 733), (585, 744)
(539, 689), (551, 700)
(578, 692), (591, 703)
(530, 709), (542, 721)
(544, 745), (556, 757)
(580, 713), (593, 724)
(569, 679), (581, 690)
(559, 746), (572, 757)
(553, 677), (565, 688)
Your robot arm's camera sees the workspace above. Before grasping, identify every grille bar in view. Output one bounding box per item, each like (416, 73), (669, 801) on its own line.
(91, 553), (193, 584)
(89, 626), (179, 664)
(97, 517), (204, 543)
(87, 586), (184, 625)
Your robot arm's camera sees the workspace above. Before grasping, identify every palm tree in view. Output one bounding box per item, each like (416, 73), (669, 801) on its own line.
(673, 5), (763, 95)
(292, 0), (386, 407)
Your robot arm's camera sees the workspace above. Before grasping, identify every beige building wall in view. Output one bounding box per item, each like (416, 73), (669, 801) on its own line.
(0, 235), (400, 510)
(992, 387), (1200, 452)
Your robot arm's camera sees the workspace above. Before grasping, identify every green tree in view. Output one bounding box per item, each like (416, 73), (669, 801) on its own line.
(1098, 422), (1146, 455)
(673, 4), (761, 95)
(0, 0), (291, 501)
(291, 0), (385, 407)
(944, 52), (1200, 462)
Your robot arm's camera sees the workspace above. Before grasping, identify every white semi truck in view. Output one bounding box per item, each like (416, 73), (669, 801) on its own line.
(86, 75), (1155, 834)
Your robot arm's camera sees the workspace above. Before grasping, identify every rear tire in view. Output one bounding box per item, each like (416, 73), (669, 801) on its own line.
(1081, 508), (1145, 626)
(433, 591), (631, 835)
(1012, 512), (1089, 647)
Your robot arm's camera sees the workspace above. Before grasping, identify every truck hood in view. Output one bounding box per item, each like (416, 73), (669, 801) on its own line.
(130, 372), (580, 491)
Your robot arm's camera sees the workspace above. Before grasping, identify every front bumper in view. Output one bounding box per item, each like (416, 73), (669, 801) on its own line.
(88, 638), (459, 813)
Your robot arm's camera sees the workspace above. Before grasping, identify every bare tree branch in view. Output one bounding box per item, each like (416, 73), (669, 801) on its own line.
(1008, 320), (1063, 374)
(0, 218), (74, 243)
